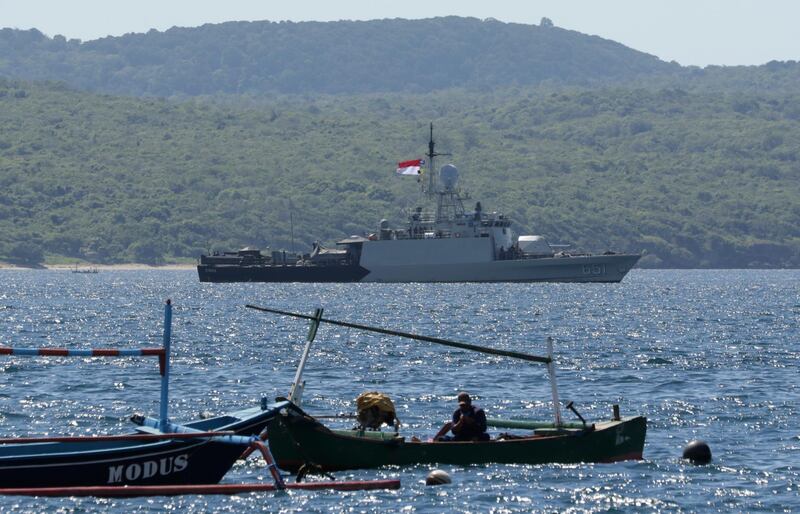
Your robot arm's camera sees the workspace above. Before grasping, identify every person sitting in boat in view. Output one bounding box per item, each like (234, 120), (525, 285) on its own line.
(433, 392), (489, 442)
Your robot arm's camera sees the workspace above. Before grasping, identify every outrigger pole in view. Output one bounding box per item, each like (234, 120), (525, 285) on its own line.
(1, 300), (175, 431)
(0, 480), (401, 497)
(246, 304), (565, 426)
(246, 305), (551, 364)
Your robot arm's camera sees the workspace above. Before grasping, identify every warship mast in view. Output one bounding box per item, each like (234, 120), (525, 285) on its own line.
(425, 123), (449, 199)
(424, 124), (463, 225)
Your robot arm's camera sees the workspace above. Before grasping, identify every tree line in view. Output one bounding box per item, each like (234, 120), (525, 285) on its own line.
(0, 78), (797, 267)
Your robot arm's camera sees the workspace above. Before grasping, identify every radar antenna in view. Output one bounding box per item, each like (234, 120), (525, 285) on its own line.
(425, 123), (450, 198)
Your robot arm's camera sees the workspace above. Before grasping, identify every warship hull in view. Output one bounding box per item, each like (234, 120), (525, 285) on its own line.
(197, 240), (640, 283)
(197, 263), (370, 283)
(359, 253), (641, 283)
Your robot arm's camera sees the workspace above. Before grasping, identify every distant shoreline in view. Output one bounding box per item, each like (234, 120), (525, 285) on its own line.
(0, 263), (196, 271)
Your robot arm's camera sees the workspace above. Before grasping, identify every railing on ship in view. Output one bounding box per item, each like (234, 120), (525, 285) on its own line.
(394, 230), (457, 240)
(390, 229), (499, 240)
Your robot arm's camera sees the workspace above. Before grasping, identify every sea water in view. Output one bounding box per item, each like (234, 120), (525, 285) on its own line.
(0, 269), (797, 512)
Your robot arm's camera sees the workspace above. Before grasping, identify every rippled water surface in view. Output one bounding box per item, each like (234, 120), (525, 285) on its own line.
(0, 269), (798, 512)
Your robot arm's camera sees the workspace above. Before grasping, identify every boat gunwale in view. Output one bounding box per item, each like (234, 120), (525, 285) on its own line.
(0, 405), (276, 463)
(292, 414), (645, 447)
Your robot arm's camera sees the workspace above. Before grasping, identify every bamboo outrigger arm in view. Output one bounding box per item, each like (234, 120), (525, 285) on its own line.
(245, 305), (552, 364)
(246, 304), (566, 427)
(2, 300), (176, 433)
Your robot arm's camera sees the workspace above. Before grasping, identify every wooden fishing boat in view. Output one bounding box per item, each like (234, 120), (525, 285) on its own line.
(0, 301), (287, 489)
(265, 403), (645, 472)
(0, 409), (283, 488)
(246, 305), (647, 472)
(0, 302), (402, 495)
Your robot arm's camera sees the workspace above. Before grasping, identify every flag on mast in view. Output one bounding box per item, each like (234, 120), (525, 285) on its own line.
(396, 159), (425, 176)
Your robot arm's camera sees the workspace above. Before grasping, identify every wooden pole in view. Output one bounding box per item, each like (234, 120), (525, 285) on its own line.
(159, 300), (172, 432)
(546, 336), (562, 426)
(245, 305), (551, 364)
(288, 308), (323, 406)
(486, 418), (585, 430)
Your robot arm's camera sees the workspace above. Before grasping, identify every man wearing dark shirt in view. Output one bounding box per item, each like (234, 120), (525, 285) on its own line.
(433, 392), (489, 441)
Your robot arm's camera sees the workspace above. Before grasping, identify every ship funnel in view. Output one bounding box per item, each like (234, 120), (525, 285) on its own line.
(440, 164), (459, 191)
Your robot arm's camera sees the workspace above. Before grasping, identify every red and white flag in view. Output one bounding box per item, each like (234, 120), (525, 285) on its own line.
(396, 159), (425, 176)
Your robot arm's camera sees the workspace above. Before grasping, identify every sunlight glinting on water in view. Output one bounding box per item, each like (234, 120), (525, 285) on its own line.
(0, 269), (798, 512)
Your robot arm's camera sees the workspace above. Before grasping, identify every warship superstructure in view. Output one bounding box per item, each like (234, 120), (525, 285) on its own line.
(198, 126), (640, 283)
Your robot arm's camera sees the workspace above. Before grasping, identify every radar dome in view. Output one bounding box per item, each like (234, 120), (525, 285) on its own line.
(440, 164), (459, 190)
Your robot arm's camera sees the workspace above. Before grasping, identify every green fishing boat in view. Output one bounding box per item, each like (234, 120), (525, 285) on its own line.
(265, 403), (645, 472)
(247, 305), (647, 472)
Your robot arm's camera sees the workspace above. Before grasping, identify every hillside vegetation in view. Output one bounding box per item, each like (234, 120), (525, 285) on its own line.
(0, 17), (675, 96)
(3, 17), (800, 99)
(1, 79), (798, 267)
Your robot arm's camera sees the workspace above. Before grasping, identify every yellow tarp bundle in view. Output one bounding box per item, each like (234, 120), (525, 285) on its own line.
(356, 391), (397, 416)
(356, 391), (399, 430)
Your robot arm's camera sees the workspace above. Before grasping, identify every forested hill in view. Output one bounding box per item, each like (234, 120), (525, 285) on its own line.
(0, 17), (677, 96)
(1, 78), (798, 268)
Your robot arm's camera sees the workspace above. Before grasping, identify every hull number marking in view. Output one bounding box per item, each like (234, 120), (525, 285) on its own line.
(582, 264), (606, 276)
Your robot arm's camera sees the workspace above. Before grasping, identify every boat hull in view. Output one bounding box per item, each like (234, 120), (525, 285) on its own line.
(267, 408), (647, 472)
(0, 403), (284, 488)
(0, 439), (245, 488)
(197, 253), (640, 283)
(361, 253), (641, 283)
(197, 263), (370, 282)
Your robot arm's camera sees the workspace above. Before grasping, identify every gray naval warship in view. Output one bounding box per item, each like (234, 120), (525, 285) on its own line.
(198, 126), (640, 283)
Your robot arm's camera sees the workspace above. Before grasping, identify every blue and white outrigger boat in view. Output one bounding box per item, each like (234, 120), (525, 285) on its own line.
(0, 301), (399, 496)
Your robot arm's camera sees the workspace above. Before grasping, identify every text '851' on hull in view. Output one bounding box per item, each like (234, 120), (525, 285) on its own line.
(198, 125), (640, 283)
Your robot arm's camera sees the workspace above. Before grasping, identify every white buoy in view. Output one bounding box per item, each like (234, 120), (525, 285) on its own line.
(425, 469), (452, 486)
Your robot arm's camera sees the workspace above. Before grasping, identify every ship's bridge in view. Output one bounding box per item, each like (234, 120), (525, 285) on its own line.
(374, 206), (514, 250)
(374, 160), (515, 256)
